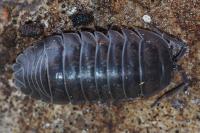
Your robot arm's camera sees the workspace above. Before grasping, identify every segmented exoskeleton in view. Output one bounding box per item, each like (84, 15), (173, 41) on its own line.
(13, 27), (189, 105)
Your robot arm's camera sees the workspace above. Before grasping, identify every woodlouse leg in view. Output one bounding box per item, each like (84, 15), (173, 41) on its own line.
(151, 65), (189, 107)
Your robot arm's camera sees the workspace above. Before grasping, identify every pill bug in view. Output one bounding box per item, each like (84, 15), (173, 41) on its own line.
(12, 26), (189, 105)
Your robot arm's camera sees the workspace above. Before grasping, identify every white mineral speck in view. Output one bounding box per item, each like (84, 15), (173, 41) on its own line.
(43, 123), (51, 128)
(142, 15), (152, 23)
(8, 79), (15, 88)
(67, 6), (77, 15)
(82, 129), (88, 133)
(191, 99), (200, 105)
(41, 19), (49, 28)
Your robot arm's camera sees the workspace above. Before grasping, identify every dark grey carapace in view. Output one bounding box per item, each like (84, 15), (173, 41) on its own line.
(12, 27), (189, 104)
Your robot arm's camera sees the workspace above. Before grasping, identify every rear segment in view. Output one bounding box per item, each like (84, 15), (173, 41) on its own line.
(13, 36), (69, 104)
(13, 41), (51, 102)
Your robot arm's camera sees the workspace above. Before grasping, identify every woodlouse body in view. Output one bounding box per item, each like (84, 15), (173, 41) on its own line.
(13, 27), (188, 104)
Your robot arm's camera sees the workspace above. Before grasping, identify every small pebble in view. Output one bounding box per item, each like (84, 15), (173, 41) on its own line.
(8, 79), (15, 88)
(67, 6), (77, 15)
(191, 99), (200, 105)
(142, 15), (152, 23)
(43, 123), (51, 128)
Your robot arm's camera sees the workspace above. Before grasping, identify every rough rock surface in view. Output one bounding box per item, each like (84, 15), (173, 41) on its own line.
(0, 0), (199, 132)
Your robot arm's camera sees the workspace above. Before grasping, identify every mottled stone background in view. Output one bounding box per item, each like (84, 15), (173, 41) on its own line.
(0, 0), (200, 132)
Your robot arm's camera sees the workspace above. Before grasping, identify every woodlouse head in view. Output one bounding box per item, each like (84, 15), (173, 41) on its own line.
(164, 34), (188, 62)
